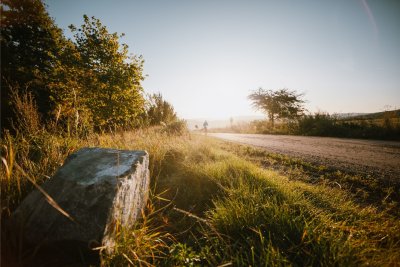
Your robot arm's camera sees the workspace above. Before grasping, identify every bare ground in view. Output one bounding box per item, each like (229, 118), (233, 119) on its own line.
(210, 133), (400, 182)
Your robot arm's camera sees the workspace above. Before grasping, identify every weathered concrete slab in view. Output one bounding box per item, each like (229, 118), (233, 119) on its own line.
(11, 147), (150, 254)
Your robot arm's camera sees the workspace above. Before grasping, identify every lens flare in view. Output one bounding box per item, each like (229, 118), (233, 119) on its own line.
(360, 0), (378, 38)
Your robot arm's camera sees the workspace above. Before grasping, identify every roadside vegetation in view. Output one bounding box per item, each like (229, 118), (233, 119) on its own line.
(2, 92), (399, 265)
(2, 1), (399, 266)
(219, 110), (400, 140)
(0, 91), (187, 265)
(213, 87), (400, 140)
(3, 125), (400, 266)
(104, 135), (400, 266)
(218, 141), (400, 216)
(297, 111), (400, 140)
(1, 0), (161, 133)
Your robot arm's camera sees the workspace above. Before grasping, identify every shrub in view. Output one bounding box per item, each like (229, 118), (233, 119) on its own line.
(163, 120), (188, 136)
(297, 112), (339, 136)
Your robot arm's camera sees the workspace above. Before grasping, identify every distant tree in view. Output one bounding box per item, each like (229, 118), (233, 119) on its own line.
(68, 15), (145, 129)
(248, 88), (305, 126)
(145, 93), (178, 125)
(1, 0), (66, 130)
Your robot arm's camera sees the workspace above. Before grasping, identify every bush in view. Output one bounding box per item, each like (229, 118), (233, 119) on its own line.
(295, 112), (400, 140)
(145, 93), (178, 126)
(163, 120), (188, 136)
(297, 113), (340, 136)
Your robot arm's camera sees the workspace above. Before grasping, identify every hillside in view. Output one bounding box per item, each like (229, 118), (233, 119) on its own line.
(347, 109), (400, 120)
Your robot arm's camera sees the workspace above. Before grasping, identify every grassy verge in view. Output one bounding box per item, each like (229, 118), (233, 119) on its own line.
(103, 134), (400, 266)
(216, 141), (400, 216)
(2, 131), (400, 266)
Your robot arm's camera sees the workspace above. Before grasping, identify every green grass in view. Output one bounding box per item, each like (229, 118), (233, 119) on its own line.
(2, 130), (400, 266)
(101, 134), (400, 266)
(217, 141), (400, 216)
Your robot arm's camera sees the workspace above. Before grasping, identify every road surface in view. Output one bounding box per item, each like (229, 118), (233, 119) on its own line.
(210, 133), (400, 179)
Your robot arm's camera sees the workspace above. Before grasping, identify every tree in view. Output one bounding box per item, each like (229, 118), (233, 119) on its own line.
(68, 15), (145, 129)
(1, 0), (66, 130)
(145, 93), (178, 125)
(1, 2), (147, 133)
(248, 88), (305, 126)
(47, 37), (93, 134)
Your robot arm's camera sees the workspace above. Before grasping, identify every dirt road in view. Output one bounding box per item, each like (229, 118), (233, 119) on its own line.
(210, 133), (400, 179)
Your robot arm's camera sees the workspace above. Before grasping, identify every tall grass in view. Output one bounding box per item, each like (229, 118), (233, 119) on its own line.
(2, 92), (399, 266)
(102, 136), (400, 266)
(1, 124), (190, 265)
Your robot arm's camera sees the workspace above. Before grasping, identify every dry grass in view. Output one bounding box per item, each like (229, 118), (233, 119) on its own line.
(1, 93), (399, 266)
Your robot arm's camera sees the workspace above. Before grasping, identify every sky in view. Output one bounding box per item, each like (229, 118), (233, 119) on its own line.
(45, 0), (400, 120)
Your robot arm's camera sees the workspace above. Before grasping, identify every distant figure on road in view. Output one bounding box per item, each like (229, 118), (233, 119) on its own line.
(203, 120), (208, 135)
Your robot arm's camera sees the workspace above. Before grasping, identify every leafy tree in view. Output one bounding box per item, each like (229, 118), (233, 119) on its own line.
(68, 15), (145, 129)
(1, 0), (66, 130)
(1, 3), (147, 132)
(145, 93), (178, 125)
(47, 37), (93, 134)
(248, 88), (305, 126)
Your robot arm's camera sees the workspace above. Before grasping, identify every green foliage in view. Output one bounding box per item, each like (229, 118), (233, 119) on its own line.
(1, 0), (67, 128)
(297, 112), (338, 136)
(145, 93), (178, 125)
(249, 88), (305, 126)
(66, 15), (145, 129)
(1, 1), (148, 133)
(297, 112), (400, 140)
(47, 38), (94, 135)
(168, 243), (204, 266)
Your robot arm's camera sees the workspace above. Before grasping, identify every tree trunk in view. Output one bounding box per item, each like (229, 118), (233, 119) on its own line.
(269, 114), (275, 128)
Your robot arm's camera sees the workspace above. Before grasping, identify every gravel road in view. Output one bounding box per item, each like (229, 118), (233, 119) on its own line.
(210, 133), (400, 180)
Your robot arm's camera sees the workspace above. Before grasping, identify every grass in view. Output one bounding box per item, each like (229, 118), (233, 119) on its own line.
(174, 137), (399, 266)
(217, 142), (400, 216)
(2, 128), (400, 266)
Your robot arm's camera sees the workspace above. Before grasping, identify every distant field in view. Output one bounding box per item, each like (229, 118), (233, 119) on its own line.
(349, 109), (400, 120)
(340, 108), (400, 127)
(341, 117), (400, 127)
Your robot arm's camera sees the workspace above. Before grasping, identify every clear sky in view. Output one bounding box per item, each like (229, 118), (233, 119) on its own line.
(45, 0), (400, 120)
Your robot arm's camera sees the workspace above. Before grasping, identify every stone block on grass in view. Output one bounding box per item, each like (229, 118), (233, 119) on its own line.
(11, 147), (150, 254)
